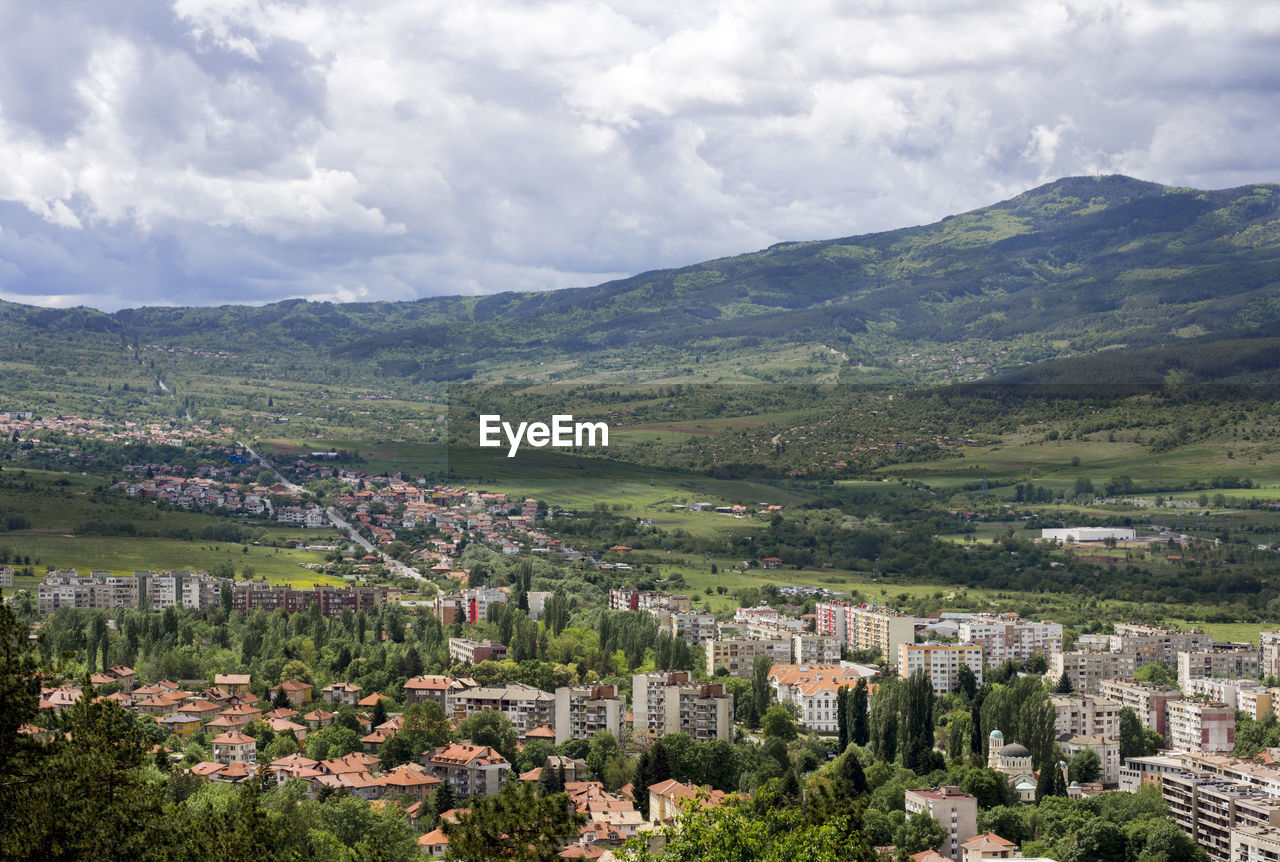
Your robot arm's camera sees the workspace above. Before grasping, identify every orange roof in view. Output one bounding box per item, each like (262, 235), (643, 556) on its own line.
(358, 692), (393, 707)
(276, 679), (311, 692)
(190, 762), (225, 777)
(524, 725), (557, 739)
(211, 731), (255, 745)
(405, 675), (453, 691)
(961, 832), (1017, 851)
(429, 743), (508, 767)
(418, 828), (448, 847)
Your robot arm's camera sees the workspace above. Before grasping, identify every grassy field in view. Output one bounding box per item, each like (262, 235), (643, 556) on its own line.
(0, 533), (343, 585)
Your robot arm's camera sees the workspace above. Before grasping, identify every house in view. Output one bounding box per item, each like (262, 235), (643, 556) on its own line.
(214, 673), (252, 694)
(404, 675), (455, 710)
(422, 743), (511, 798)
(380, 764), (441, 802)
(960, 832), (1019, 861)
(302, 708), (337, 730)
(322, 681), (363, 706)
(271, 679), (313, 706)
(159, 713), (203, 739)
(418, 828), (449, 858)
(211, 731), (257, 764)
(646, 779), (730, 826)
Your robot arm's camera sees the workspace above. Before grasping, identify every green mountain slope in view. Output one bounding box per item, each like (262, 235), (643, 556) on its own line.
(3, 174), (1280, 389)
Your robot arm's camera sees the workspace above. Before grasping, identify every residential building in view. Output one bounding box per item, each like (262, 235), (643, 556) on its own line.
(1098, 679), (1182, 739)
(899, 643), (984, 696)
(1262, 631), (1280, 678)
(704, 636), (791, 678)
(421, 743), (510, 798)
(646, 779), (731, 826)
(669, 612), (718, 646)
(791, 632), (841, 665)
(959, 832), (1019, 861)
(1050, 694), (1120, 740)
(231, 581), (388, 617)
(447, 638), (508, 666)
(1182, 677), (1269, 717)
(1231, 825), (1280, 862)
(957, 613), (1063, 662)
(404, 675), (457, 710)
(1049, 651), (1138, 695)
(815, 602), (915, 662)
(904, 787), (979, 862)
(1177, 644), (1261, 686)
(0, 566), (13, 588)
(554, 684), (626, 744)
(211, 731), (256, 764)
(450, 682), (554, 736)
(214, 674), (252, 695)
(1058, 735), (1120, 786)
(321, 681), (362, 706)
(1161, 771), (1280, 862)
(1166, 700), (1235, 754)
(272, 679), (313, 706)
(1118, 754), (1188, 792)
(632, 672), (734, 743)
(1110, 623), (1213, 668)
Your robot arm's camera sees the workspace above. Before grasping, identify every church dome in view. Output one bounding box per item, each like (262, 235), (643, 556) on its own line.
(998, 743), (1031, 758)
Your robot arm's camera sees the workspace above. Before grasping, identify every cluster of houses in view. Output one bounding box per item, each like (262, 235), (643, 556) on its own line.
(26, 666), (737, 860)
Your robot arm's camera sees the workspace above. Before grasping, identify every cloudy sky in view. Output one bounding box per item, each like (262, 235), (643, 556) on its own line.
(0, 0), (1277, 311)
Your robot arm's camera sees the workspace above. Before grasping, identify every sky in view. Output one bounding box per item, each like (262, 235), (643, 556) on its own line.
(0, 1), (1278, 311)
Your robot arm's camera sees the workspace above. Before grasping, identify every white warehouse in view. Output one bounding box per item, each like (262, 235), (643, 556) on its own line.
(1040, 527), (1136, 543)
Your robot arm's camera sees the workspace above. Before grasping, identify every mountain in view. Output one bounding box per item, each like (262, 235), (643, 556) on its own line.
(3, 174), (1280, 390)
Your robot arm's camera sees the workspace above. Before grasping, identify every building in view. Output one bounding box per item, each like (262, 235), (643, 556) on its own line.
(670, 612), (718, 646)
(1049, 651), (1138, 695)
(632, 672), (734, 743)
(1161, 771), (1280, 862)
(1050, 694), (1120, 740)
(231, 581), (388, 618)
(1177, 644), (1261, 685)
(899, 643), (984, 696)
(447, 638), (508, 666)
(214, 673), (252, 695)
(1231, 825), (1280, 862)
(815, 602), (915, 662)
(321, 681), (363, 706)
(272, 679), (313, 706)
(959, 832), (1019, 861)
(704, 636), (791, 678)
(1262, 631), (1280, 678)
(404, 675), (457, 710)
(986, 730), (1038, 803)
(1110, 623), (1213, 669)
(1040, 527), (1136, 543)
(554, 685), (626, 744)
(957, 613), (1063, 662)
(1118, 754), (1188, 792)
(421, 743), (511, 798)
(904, 787), (978, 862)
(211, 731), (257, 764)
(1166, 700), (1235, 753)
(791, 632), (841, 665)
(646, 779), (731, 826)
(1058, 735), (1121, 786)
(0, 566), (14, 588)
(769, 664), (866, 733)
(609, 589), (690, 613)
(1097, 679), (1182, 738)
(450, 682), (554, 736)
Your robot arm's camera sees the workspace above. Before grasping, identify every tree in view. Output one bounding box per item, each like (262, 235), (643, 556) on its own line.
(443, 780), (585, 861)
(455, 710), (519, 765)
(961, 767), (1012, 809)
(1119, 707), (1161, 759)
(762, 704), (798, 741)
(836, 687), (849, 753)
(838, 749), (867, 799)
(1055, 671), (1074, 693)
(894, 810), (946, 856)
(1069, 748), (1101, 784)
(1135, 662), (1177, 687)
(900, 669), (935, 773)
(957, 664), (978, 701)
(751, 654), (773, 725)
(850, 679), (869, 746)
(1066, 819), (1127, 862)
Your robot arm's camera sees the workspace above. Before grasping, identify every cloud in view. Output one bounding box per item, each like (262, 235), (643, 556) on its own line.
(0, 0), (1278, 310)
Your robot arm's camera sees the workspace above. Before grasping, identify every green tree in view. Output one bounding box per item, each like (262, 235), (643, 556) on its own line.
(443, 780), (585, 861)
(762, 704), (798, 741)
(1066, 819), (1127, 862)
(455, 709), (519, 766)
(894, 810), (946, 856)
(751, 654), (773, 725)
(1069, 748), (1101, 784)
(850, 679), (869, 746)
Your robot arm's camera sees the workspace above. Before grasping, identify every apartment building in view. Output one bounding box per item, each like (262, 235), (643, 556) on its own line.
(899, 643), (984, 696)
(632, 671), (734, 742)
(669, 612), (718, 646)
(1049, 651), (1137, 695)
(450, 682), (553, 735)
(1161, 771), (1280, 862)
(1098, 679), (1182, 738)
(792, 632), (842, 665)
(816, 602), (915, 662)
(447, 638), (508, 666)
(957, 613), (1063, 662)
(230, 581), (387, 617)
(609, 588), (690, 613)
(1231, 825), (1280, 862)
(0, 565), (14, 588)
(904, 787), (978, 862)
(1262, 631), (1280, 678)
(554, 684), (626, 744)
(1059, 735), (1120, 786)
(1166, 700), (1236, 754)
(421, 743), (511, 798)
(705, 636), (791, 678)
(1177, 644), (1261, 686)
(1181, 677), (1272, 720)
(1049, 694), (1120, 740)
(1110, 623), (1213, 668)
(37, 571), (142, 613)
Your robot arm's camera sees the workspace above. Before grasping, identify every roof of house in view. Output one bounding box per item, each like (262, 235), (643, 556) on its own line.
(211, 731), (255, 745)
(961, 832), (1017, 851)
(428, 743), (509, 767)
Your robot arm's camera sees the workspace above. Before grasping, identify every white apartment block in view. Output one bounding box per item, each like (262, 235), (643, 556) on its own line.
(1182, 677), (1269, 717)
(0, 566), (14, 588)
(669, 612), (718, 646)
(705, 637), (792, 678)
(1050, 694), (1121, 740)
(632, 672), (734, 742)
(1178, 645), (1261, 685)
(1048, 650), (1137, 695)
(815, 602), (916, 662)
(898, 643), (984, 696)
(1262, 631), (1280, 678)
(957, 613), (1063, 662)
(1166, 699), (1236, 754)
(554, 684), (626, 745)
(904, 787), (978, 862)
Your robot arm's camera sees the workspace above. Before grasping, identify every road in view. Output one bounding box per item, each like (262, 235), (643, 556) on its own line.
(239, 441), (423, 581)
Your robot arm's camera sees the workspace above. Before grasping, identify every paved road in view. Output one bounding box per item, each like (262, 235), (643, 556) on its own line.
(239, 441), (422, 582)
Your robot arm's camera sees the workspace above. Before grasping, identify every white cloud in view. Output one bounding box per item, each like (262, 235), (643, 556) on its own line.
(0, 0), (1276, 309)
